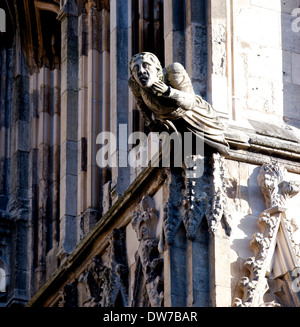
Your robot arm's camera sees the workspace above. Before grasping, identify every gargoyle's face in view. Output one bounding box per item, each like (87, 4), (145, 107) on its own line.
(131, 57), (159, 88)
(263, 173), (277, 191)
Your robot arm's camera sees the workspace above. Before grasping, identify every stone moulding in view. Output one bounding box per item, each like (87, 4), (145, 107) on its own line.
(225, 120), (300, 162)
(181, 155), (208, 241)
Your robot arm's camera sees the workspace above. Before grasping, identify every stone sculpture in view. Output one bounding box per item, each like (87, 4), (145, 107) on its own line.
(233, 161), (300, 307)
(131, 196), (164, 307)
(129, 52), (229, 154)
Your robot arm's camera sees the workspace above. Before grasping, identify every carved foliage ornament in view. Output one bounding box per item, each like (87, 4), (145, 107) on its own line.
(207, 153), (232, 236)
(234, 161), (300, 307)
(234, 209), (282, 307)
(77, 228), (128, 307)
(131, 196), (164, 307)
(100, 228), (128, 307)
(78, 255), (103, 307)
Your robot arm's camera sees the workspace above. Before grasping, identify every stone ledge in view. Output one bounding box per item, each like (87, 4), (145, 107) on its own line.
(226, 118), (300, 163)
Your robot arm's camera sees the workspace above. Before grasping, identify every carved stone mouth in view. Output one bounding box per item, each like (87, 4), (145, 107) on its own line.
(140, 76), (148, 82)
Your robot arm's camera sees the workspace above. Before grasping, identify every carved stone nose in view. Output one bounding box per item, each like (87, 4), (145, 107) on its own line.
(140, 65), (146, 74)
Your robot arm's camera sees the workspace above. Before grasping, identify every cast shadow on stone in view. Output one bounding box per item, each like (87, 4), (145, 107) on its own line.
(229, 166), (264, 303)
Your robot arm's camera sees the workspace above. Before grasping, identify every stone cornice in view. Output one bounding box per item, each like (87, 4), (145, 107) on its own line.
(225, 119), (300, 167)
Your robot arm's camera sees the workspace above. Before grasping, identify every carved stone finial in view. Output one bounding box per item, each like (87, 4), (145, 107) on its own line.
(131, 196), (164, 307)
(100, 228), (128, 307)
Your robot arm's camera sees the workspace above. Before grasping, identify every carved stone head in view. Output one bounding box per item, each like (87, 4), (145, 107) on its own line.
(257, 161), (300, 208)
(129, 52), (164, 88)
(257, 162), (285, 207)
(131, 196), (158, 241)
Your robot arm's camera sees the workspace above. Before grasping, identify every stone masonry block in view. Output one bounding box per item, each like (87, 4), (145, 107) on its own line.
(61, 59), (79, 94)
(61, 16), (79, 63)
(60, 140), (78, 176)
(60, 90), (78, 142)
(60, 173), (77, 218)
(59, 214), (77, 255)
(292, 52), (300, 85)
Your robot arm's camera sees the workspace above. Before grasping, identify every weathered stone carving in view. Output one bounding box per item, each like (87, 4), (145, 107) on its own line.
(58, 281), (78, 307)
(131, 196), (164, 307)
(181, 155), (207, 241)
(257, 161), (300, 208)
(77, 228), (128, 307)
(233, 161), (300, 307)
(161, 170), (184, 247)
(100, 228), (128, 307)
(160, 154), (231, 249)
(233, 209), (283, 307)
(207, 153), (232, 236)
(79, 209), (100, 241)
(78, 255), (103, 307)
(128, 52), (229, 154)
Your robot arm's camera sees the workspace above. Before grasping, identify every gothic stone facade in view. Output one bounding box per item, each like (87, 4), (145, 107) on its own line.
(0, 0), (300, 307)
